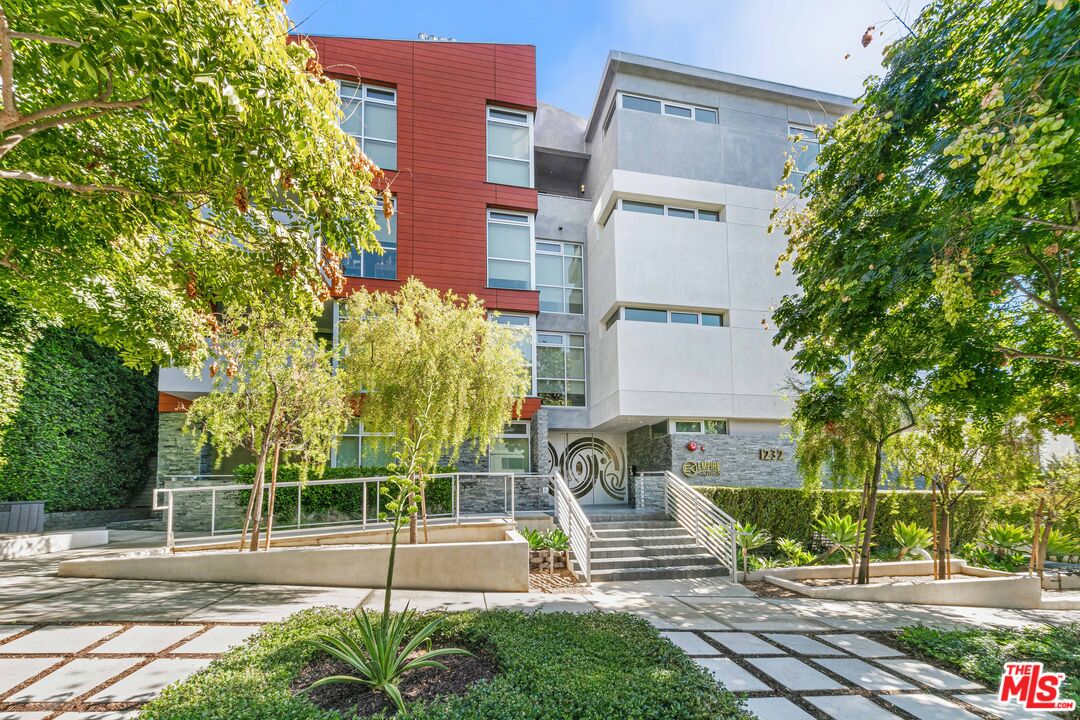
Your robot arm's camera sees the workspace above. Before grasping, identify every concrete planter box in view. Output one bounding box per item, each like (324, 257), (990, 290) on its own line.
(0, 501), (45, 533)
(0, 529), (108, 560)
(58, 521), (529, 592)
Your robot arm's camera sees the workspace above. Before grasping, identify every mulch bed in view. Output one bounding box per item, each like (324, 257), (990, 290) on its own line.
(529, 568), (584, 593)
(743, 581), (807, 599)
(292, 648), (498, 718)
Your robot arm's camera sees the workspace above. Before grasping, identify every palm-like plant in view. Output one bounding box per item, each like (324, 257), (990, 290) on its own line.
(776, 537), (816, 567)
(1045, 529), (1080, 560)
(814, 514), (864, 561)
(543, 528), (570, 552)
(980, 522), (1030, 558)
(892, 521), (933, 560)
(735, 521), (770, 576)
(304, 607), (471, 713)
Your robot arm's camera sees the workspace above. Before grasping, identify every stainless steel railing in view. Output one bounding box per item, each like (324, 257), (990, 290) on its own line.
(549, 469), (597, 584)
(662, 471), (739, 581)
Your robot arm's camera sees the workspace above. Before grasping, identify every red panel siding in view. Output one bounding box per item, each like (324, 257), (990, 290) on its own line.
(299, 36), (539, 314)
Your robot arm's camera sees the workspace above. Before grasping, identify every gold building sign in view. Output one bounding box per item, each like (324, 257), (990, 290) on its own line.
(681, 460), (721, 477)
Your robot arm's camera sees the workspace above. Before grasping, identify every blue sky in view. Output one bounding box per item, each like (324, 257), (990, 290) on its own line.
(285, 0), (928, 118)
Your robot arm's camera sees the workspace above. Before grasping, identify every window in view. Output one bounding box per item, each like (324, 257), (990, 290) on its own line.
(338, 81), (397, 170)
(487, 107), (533, 187)
(536, 241), (584, 315)
(487, 210), (534, 290)
(673, 419), (728, 435)
(789, 125), (821, 188)
(619, 198), (721, 221)
(334, 420), (394, 467)
(623, 307), (668, 323)
(489, 422), (531, 473)
(617, 308), (726, 326)
(492, 312), (534, 392)
(342, 199), (396, 279)
(620, 93), (718, 124)
(536, 333), (586, 407)
(649, 420), (669, 438)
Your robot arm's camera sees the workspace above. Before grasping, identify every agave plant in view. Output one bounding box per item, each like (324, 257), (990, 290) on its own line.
(892, 521), (933, 560)
(520, 527), (545, 551)
(735, 521), (770, 576)
(304, 607), (471, 713)
(1045, 529), (1080, 560)
(776, 538), (816, 567)
(814, 514), (864, 561)
(980, 522), (1029, 558)
(543, 528), (571, 552)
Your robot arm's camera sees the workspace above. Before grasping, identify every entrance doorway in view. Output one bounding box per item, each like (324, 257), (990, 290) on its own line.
(546, 432), (627, 505)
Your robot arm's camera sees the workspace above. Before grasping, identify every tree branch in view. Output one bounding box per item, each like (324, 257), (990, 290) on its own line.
(1009, 276), (1080, 345)
(0, 3), (16, 124)
(0, 108), (110, 158)
(0, 168), (174, 201)
(1012, 215), (1080, 233)
(9, 31), (81, 47)
(0, 95), (148, 134)
(996, 345), (1080, 365)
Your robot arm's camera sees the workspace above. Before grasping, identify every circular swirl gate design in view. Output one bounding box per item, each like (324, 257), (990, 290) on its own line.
(547, 436), (626, 500)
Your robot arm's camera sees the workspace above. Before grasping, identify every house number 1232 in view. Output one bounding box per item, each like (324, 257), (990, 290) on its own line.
(758, 449), (784, 461)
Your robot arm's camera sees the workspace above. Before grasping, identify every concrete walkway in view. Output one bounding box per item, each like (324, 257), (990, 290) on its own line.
(1, 540), (1078, 719)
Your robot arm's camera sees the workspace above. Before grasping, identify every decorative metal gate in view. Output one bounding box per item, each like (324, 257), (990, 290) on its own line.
(546, 433), (627, 505)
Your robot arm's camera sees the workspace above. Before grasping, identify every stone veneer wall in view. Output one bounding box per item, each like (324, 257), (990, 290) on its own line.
(626, 426), (672, 474)
(155, 413), (212, 481)
(673, 433), (799, 488)
(44, 507), (151, 531)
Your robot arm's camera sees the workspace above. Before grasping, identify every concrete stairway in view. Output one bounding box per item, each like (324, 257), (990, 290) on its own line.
(580, 514), (728, 582)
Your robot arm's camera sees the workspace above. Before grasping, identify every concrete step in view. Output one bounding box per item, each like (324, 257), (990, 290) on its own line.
(586, 564), (730, 582)
(585, 512), (669, 523)
(590, 553), (720, 570)
(593, 534), (696, 548)
(591, 543), (705, 559)
(593, 525), (683, 536)
(591, 520), (680, 530)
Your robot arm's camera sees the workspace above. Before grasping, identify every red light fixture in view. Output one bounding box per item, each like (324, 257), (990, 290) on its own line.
(686, 441), (698, 451)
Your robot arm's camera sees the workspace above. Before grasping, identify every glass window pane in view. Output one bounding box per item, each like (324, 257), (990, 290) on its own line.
(568, 334), (585, 348)
(651, 420), (668, 436)
(536, 255), (562, 285)
(537, 346), (565, 379)
(537, 333), (564, 345)
(340, 98), (363, 136)
(670, 312), (699, 324)
(494, 314), (530, 327)
(361, 436), (394, 466)
(698, 209), (721, 222)
(342, 251), (362, 277)
(364, 103), (397, 142)
(487, 157), (530, 187)
(664, 104), (692, 118)
(335, 438), (359, 467)
(504, 422), (529, 435)
(695, 107), (718, 124)
(567, 243), (582, 257)
(489, 222), (531, 260)
(538, 286), (563, 314)
(488, 260), (530, 289)
(364, 139), (396, 170)
(537, 380), (566, 406)
(566, 288), (584, 315)
(362, 248), (396, 279)
(339, 81), (363, 100)
(566, 381), (586, 407)
(622, 95), (661, 114)
(566, 348), (585, 379)
(490, 437), (529, 472)
(490, 211), (529, 224)
(565, 256), (583, 287)
(675, 421), (702, 433)
(366, 87), (396, 103)
(624, 307), (667, 323)
(621, 200), (664, 215)
(489, 108), (528, 124)
(667, 207), (696, 220)
(701, 313), (723, 327)
(703, 420), (728, 435)
(537, 241), (561, 253)
(487, 122), (530, 160)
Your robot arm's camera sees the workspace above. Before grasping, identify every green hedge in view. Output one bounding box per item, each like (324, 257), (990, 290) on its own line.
(0, 304), (157, 512)
(233, 463), (457, 520)
(139, 608), (750, 720)
(697, 486), (989, 547)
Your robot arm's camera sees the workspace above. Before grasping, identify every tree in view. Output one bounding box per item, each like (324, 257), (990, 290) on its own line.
(337, 278), (530, 611)
(0, 0), (387, 372)
(891, 410), (1036, 579)
(184, 305), (351, 551)
(772, 0), (1079, 437)
(1023, 455), (1080, 578)
(789, 372), (915, 583)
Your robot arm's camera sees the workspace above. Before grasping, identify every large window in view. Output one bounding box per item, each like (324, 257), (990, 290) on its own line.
(487, 210), (534, 290)
(789, 125), (821, 189)
(338, 81), (397, 170)
(619, 198), (721, 222)
(333, 420), (394, 467)
(489, 422), (531, 473)
(536, 241), (583, 315)
(673, 419), (728, 435)
(491, 312), (534, 392)
(612, 307), (725, 327)
(487, 107), (533, 187)
(619, 93), (718, 124)
(537, 333), (586, 407)
(342, 199), (396, 279)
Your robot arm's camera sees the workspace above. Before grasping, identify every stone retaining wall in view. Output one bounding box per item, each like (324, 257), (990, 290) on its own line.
(44, 507), (150, 531)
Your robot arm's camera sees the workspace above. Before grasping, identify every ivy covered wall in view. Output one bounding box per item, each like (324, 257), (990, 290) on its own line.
(0, 302), (158, 512)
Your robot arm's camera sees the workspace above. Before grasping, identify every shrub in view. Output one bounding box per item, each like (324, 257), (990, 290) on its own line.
(138, 608), (751, 720)
(979, 522), (1029, 556)
(892, 521), (933, 560)
(0, 310), (157, 512)
(697, 486), (988, 547)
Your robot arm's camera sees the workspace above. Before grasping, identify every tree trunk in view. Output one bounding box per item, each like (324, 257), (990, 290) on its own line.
(941, 506), (951, 579)
(1038, 522), (1051, 580)
(420, 478), (429, 544)
(857, 441), (884, 585)
(408, 488), (417, 544)
(263, 443), (282, 551)
(851, 472), (870, 584)
(247, 394), (280, 552)
(931, 481), (941, 580)
(1029, 500), (1044, 576)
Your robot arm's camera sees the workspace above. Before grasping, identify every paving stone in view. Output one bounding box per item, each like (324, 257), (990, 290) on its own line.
(0, 657), (64, 694)
(53, 713), (140, 720)
(693, 657), (771, 692)
(5, 657), (140, 703)
(660, 631), (721, 655)
(805, 694), (902, 719)
(1, 625), (122, 654)
(91, 624), (202, 654)
(684, 598), (828, 631)
(884, 694), (983, 720)
(0, 625), (30, 644)
(171, 625), (261, 654)
(764, 633), (847, 656)
(813, 658), (917, 691)
(88, 658), (213, 703)
(818, 633), (903, 658)
(955, 693), (1064, 719)
(0, 713), (50, 720)
(744, 696), (816, 720)
(705, 632), (786, 655)
(878, 658), (984, 690)
(747, 657), (844, 691)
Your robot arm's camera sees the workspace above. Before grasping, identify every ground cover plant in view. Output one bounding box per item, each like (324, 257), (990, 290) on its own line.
(896, 624), (1080, 716)
(138, 607), (750, 720)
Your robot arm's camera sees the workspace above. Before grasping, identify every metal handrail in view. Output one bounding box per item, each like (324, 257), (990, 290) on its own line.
(662, 471), (739, 581)
(550, 469), (597, 584)
(153, 472), (518, 550)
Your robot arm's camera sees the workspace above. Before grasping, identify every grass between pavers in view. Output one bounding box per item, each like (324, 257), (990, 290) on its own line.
(895, 623), (1080, 718)
(137, 607), (752, 720)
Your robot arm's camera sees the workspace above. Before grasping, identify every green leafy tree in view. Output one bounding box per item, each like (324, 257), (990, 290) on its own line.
(1025, 455), (1080, 576)
(0, 0), (387, 371)
(184, 305), (351, 551)
(772, 0), (1080, 437)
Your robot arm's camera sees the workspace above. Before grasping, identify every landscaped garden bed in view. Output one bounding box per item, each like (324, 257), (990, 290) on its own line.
(137, 608), (751, 720)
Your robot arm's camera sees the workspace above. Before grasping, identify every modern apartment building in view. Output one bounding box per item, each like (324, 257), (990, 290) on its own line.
(156, 37), (853, 504)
